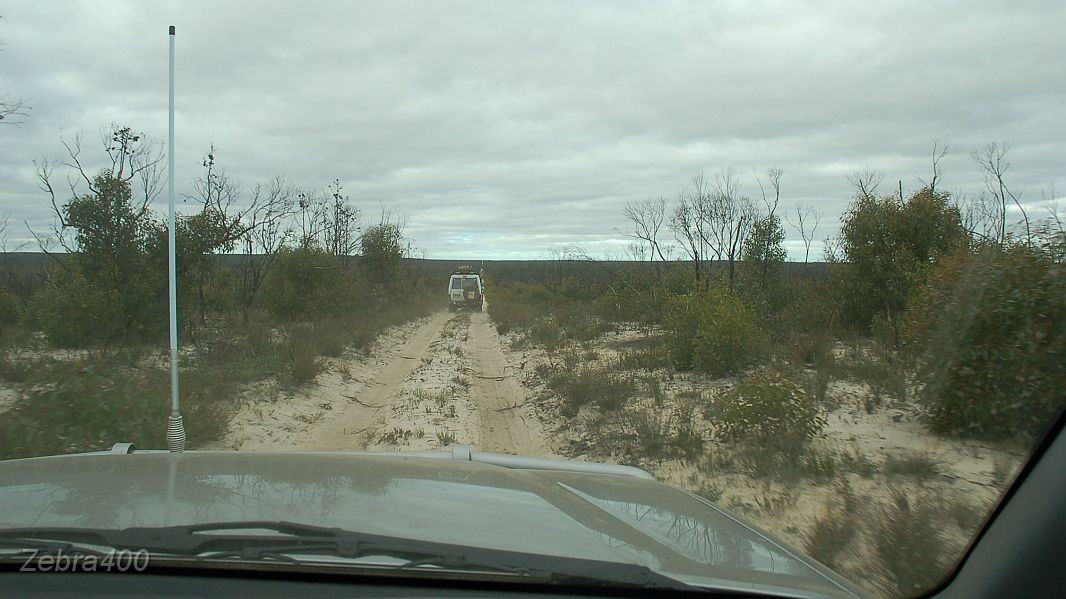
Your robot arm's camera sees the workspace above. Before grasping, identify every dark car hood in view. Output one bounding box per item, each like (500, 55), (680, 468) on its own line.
(0, 451), (860, 597)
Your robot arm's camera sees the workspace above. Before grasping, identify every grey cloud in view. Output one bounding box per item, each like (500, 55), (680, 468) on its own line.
(2, 0), (1063, 257)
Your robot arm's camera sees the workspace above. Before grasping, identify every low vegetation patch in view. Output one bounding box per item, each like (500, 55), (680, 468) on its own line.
(883, 451), (941, 480)
(0, 354), (229, 459)
(805, 483), (860, 571)
(548, 365), (635, 417)
(710, 368), (826, 447)
(871, 490), (949, 596)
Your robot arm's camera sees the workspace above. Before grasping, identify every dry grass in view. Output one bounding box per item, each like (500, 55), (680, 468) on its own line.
(870, 490), (950, 596)
(883, 451), (942, 480)
(548, 365), (635, 417)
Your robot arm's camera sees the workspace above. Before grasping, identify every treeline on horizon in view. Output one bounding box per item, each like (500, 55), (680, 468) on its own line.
(0, 125), (1062, 454)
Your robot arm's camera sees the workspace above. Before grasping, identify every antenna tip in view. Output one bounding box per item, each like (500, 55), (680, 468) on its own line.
(169, 25), (176, 35)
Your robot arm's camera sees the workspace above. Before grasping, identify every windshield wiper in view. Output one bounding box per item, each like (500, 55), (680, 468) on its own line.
(0, 521), (693, 590)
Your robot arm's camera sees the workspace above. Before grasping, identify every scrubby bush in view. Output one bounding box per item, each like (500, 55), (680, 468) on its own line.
(664, 287), (769, 376)
(871, 491), (948, 596)
(552, 302), (612, 342)
(260, 247), (365, 321)
(904, 242), (1066, 442)
(0, 290), (19, 328)
(804, 483), (859, 571)
(486, 283), (552, 334)
(616, 338), (673, 371)
(548, 365), (634, 416)
(610, 402), (704, 463)
(282, 324), (324, 384)
(596, 264), (693, 325)
(0, 355), (228, 459)
(32, 267), (165, 346)
(836, 187), (968, 336)
(711, 368), (825, 447)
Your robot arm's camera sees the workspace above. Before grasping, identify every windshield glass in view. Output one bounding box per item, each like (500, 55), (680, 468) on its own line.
(1, 2), (1063, 598)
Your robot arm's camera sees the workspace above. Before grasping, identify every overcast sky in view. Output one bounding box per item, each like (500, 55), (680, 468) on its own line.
(1, 0), (1063, 259)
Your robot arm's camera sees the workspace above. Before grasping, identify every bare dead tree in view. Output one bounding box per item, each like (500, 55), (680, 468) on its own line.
(785, 201), (823, 265)
(846, 166), (884, 200)
(1042, 185), (1063, 239)
(626, 242), (649, 262)
(669, 188), (704, 285)
(0, 211), (9, 253)
(0, 95), (27, 126)
(237, 176), (297, 323)
(0, 16), (30, 127)
(951, 189), (1000, 243)
(189, 145), (242, 216)
(181, 146), (252, 324)
(823, 233), (843, 263)
(296, 190), (322, 247)
(920, 140), (949, 195)
(1038, 186), (1064, 260)
(755, 167), (782, 218)
(705, 167), (755, 291)
(618, 196), (670, 262)
(31, 159), (74, 253)
(972, 142), (1031, 245)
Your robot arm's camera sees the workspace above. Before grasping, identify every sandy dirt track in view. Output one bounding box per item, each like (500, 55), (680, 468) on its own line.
(468, 310), (549, 455)
(223, 309), (553, 457)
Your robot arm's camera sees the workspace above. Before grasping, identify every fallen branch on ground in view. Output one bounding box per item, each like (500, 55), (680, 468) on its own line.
(494, 401), (528, 412)
(342, 395), (387, 408)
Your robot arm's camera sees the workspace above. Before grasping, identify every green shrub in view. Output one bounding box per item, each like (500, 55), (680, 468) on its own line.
(664, 287), (769, 376)
(529, 318), (562, 348)
(260, 247), (365, 321)
(596, 264), (693, 325)
(0, 290), (19, 328)
(32, 268), (165, 347)
(904, 244), (1066, 442)
(785, 331), (834, 369)
(548, 365), (634, 416)
(0, 355), (229, 459)
(712, 368), (825, 446)
(244, 323), (276, 358)
(436, 429), (458, 447)
(0, 352), (33, 383)
(487, 283), (550, 334)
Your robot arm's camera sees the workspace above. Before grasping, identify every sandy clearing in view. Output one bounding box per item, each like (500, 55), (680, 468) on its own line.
(495, 322), (1029, 595)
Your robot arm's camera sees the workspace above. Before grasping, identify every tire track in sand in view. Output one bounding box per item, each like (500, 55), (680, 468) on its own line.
(298, 310), (451, 451)
(467, 310), (552, 456)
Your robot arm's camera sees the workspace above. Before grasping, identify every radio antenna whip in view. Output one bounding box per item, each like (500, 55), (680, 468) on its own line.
(165, 25), (186, 453)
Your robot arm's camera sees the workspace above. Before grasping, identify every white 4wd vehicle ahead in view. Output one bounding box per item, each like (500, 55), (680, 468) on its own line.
(448, 267), (485, 312)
